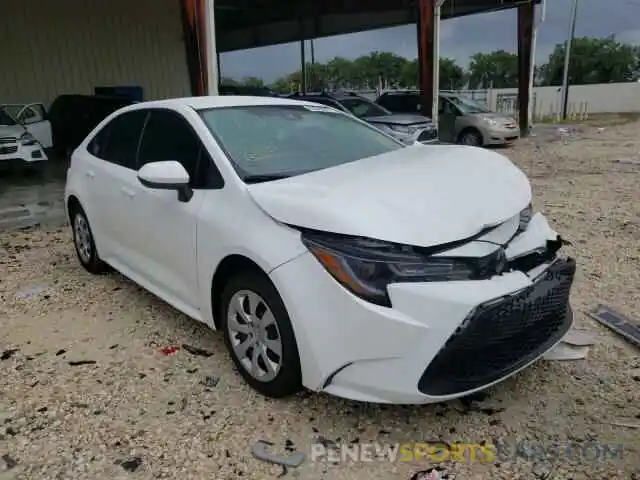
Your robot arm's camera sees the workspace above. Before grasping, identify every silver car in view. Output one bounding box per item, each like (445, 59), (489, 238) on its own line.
(376, 90), (519, 147)
(288, 92), (439, 144)
(439, 93), (519, 146)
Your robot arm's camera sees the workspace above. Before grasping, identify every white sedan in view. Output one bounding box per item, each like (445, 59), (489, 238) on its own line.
(64, 96), (576, 404)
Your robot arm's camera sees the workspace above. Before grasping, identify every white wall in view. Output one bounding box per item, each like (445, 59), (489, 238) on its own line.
(0, 0), (191, 107)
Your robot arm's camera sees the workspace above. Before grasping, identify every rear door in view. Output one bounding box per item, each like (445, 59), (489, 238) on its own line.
(84, 109), (148, 265)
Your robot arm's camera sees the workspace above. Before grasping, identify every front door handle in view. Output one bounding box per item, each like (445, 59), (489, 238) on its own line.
(120, 187), (136, 198)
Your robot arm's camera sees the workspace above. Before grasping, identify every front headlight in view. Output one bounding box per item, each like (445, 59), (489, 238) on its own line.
(20, 133), (37, 146)
(517, 203), (533, 233)
(301, 231), (506, 307)
(484, 118), (498, 127)
(387, 124), (412, 134)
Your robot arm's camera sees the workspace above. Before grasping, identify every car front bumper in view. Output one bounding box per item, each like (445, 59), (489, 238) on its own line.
(0, 142), (48, 166)
(269, 216), (575, 404)
(484, 126), (520, 145)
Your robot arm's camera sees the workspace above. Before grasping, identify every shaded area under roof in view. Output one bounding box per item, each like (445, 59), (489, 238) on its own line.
(215, 0), (539, 52)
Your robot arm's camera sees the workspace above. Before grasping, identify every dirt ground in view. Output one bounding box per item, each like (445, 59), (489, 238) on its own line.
(1, 121), (639, 480)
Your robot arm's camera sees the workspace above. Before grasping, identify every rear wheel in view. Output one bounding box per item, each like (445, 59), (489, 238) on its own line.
(71, 205), (109, 274)
(458, 129), (483, 147)
(220, 271), (302, 398)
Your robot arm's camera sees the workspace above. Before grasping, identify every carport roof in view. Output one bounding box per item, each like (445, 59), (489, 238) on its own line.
(215, 0), (539, 52)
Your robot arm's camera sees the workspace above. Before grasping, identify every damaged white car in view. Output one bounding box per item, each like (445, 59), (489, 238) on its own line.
(64, 96), (575, 404)
(0, 104), (51, 171)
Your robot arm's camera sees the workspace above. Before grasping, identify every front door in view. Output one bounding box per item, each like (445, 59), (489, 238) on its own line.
(128, 108), (206, 310)
(437, 97), (458, 143)
(17, 103), (53, 148)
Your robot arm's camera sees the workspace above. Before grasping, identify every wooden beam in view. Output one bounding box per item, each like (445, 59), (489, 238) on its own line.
(417, 0), (434, 118)
(179, 0), (207, 96)
(517, 1), (534, 135)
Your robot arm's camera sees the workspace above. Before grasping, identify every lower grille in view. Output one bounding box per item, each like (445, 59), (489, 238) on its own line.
(418, 129), (438, 141)
(418, 258), (576, 396)
(0, 145), (18, 155)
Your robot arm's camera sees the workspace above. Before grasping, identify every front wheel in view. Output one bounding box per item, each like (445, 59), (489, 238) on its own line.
(458, 129), (483, 146)
(220, 271), (302, 398)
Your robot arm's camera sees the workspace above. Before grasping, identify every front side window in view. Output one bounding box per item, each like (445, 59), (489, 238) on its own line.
(199, 104), (403, 182)
(87, 110), (147, 168)
(137, 109), (221, 188)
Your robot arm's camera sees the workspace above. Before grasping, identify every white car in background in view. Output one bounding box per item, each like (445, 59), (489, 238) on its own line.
(64, 96), (576, 404)
(0, 104), (52, 171)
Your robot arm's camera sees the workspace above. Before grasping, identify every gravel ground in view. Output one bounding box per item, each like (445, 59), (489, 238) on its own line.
(1, 121), (639, 480)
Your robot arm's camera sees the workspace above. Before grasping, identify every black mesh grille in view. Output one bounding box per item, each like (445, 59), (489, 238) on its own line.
(0, 145), (18, 154)
(418, 258), (576, 396)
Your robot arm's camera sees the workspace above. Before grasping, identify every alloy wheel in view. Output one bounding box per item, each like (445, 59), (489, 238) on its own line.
(227, 290), (283, 382)
(74, 213), (92, 264)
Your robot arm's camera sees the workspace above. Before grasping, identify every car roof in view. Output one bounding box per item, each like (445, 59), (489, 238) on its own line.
(121, 95), (320, 111)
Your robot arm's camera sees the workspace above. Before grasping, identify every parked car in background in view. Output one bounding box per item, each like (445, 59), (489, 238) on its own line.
(288, 91), (438, 144)
(65, 95), (575, 404)
(376, 90), (519, 147)
(48, 94), (137, 158)
(0, 105), (49, 172)
(219, 85), (280, 97)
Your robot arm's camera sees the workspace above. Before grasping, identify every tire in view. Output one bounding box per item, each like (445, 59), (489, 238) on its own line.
(457, 129), (483, 147)
(70, 205), (110, 274)
(220, 271), (302, 398)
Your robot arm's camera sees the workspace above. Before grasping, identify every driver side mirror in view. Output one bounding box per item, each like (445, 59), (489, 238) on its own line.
(137, 161), (193, 202)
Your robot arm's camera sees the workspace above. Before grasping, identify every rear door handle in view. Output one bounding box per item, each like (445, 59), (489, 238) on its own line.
(120, 187), (136, 198)
(85, 170), (96, 179)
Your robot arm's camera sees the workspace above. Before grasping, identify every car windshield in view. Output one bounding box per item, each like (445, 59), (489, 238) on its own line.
(0, 107), (18, 126)
(338, 98), (391, 118)
(445, 95), (491, 114)
(199, 104), (403, 182)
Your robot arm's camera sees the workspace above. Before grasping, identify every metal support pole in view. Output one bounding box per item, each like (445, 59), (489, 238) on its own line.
(417, 0), (434, 119)
(528, 0), (545, 126)
(300, 39), (307, 94)
(561, 0), (578, 120)
(432, 2), (442, 124)
(204, 0), (219, 95)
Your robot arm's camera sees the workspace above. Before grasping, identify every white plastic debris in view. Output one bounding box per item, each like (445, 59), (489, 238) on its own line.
(544, 328), (597, 361)
(14, 284), (49, 300)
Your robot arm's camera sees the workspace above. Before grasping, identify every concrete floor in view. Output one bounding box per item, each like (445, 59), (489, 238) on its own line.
(0, 159), (68, 232)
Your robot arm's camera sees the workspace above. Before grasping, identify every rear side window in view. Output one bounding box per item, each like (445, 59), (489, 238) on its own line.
(87, 110), (147, 168)
(137, 109), (223, 189)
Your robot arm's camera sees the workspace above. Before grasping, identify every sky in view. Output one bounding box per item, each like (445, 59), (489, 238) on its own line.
(220, 0), (640, 83)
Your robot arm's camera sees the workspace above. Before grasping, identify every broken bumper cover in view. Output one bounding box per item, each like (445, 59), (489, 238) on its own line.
(270, 245), (575, 404)
(418, 257), (575, 396)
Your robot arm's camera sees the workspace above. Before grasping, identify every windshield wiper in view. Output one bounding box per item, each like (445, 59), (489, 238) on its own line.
(243, 174), (291, 184)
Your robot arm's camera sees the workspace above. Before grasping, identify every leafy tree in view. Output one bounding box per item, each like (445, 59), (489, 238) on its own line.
(468, 50), (518, 88)
(241, 76), (265, 87)
(538, 36), (639, 85)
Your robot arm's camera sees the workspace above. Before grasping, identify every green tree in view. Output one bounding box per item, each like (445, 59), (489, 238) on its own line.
(538, 36), (639, 85)
(241, 76), (265, 87)
(468, 50), (518, 88)
(399, 57), (466, 89)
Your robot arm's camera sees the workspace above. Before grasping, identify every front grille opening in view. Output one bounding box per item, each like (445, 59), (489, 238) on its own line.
(418, 258), (576, 396)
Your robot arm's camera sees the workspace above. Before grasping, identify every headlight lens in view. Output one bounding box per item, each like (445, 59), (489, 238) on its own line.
(301, 231), (506, 306)
(518, 203), (533, 233)
(387, 124), (412, 133)
(20, 133), (37, 146)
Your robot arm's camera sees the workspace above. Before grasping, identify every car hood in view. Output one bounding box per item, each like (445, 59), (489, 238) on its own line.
(365, 113), (434, 126)
(0, 125), (25, 139)
(247, 144), (532, 247)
